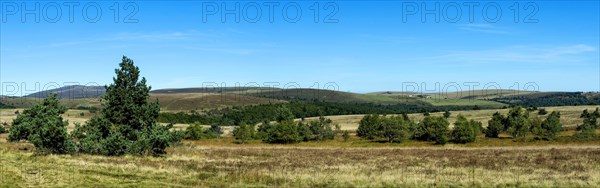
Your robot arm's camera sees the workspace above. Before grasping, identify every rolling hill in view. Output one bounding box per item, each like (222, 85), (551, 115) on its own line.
(244, 88), (423, 104)
(25, 85), (106, 99)
(150, 93), (286, 112)
(150, 87), (275, 94)
(7, 85), (600, 113)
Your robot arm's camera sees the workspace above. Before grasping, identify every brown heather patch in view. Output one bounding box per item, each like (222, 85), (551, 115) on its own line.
(2, 139), (600, 187)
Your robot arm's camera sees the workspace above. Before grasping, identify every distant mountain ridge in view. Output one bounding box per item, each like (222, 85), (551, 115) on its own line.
(6, 85), (599, 111)
(150, 87), (276, 94)
(24, 85), (283, 98)
(26, 85), (106, 99)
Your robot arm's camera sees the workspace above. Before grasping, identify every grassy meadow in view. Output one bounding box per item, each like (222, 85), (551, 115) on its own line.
(2, 105), (600, 187)
(2, 135), (600, 187)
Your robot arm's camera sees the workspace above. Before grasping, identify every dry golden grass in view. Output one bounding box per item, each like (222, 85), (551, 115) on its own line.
(1, 134), (600, 187)
(1, 109), (97, 132)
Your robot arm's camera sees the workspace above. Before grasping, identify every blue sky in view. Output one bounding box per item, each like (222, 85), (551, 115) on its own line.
(1, 1), (599, 96)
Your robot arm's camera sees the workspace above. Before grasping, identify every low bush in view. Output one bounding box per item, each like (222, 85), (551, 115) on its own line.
(233, 122), (255, 144)
(451, 114), (481, 144)
(8, 94), (76, 154)
(413, 116), (449, 145)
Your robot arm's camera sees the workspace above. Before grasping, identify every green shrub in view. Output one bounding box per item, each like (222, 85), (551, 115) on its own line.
(256, 121), (272, 141)
(532, 111), (562, 140)
(232, 122), (255, 144)
(443, 110), (451, 119)
(8, 94), (76, 154)
(358, 114), (412, 143)
(183, 122), (222, 140)
(542, 111), (563, 138)
(574, 108), (599, 139)
(170, 129), (186, 143)
(342, 130), (350, 142)
(257, 106), (303, 144)
(414, 116), (449, 145)
(451, 114), (480, 144)
(207, 124), (223, 137)
(139, 124), (175, 155)
(260, 120), (301, 144)
(275, 106), (294, 123)
(538, 108), (548, 115)
(506, 107), (531, 140)
(101, 131), (129, 156)
(185, 122), (206, 140)
(74, 126), (104, 154)
(0, 122), (7, 134)
(578, 108), (599, 130)
(485, 112), (505, 138)
(380, 115), (410, 143)
(357, 114), (381, 140)
(298, 121), (312, 141)
(308, 117), (336, 141)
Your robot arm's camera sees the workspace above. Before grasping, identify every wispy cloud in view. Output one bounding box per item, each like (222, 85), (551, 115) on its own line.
(106, 31), (211, 41)
(459, 24), (509, 34)
(38, 31), (214, 48)
(359, 34), (422, 44)
(33, 30), (263, 55)
(412, 44), (597, 64)
(184, 46), (258, 55)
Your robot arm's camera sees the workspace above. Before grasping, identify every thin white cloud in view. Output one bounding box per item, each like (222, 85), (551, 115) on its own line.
(106, 31), (208, 41)
(459, 24), (509, 34)
(38, 31), (214, 49)
(43, 41), (87, 48)
(410, 44), (597, 65)
(359, 34), (421, 44)
(184, 46), (257, 55)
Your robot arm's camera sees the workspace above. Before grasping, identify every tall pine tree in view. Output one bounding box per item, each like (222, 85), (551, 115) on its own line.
(102, 56), (160, 140)
(74, 56), (176, 156)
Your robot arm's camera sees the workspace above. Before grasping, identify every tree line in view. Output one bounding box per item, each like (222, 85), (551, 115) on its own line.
(484, 107), (563, 141)
(229, 106), (340, 144)
(158, 102), (494, 126)
(356, 113), (480, 144)
(170, 106), (343, 144)
(355, 106), (598, 144)
(491, 92), (600, 107)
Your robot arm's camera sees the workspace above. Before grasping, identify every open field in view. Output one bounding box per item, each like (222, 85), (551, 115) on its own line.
(1, 134), (600, 187)
(2, 105), (598, 135)
(428, 89), (537, 99)
(419, 98), (507, 108)
(2, 105), (600, 187)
